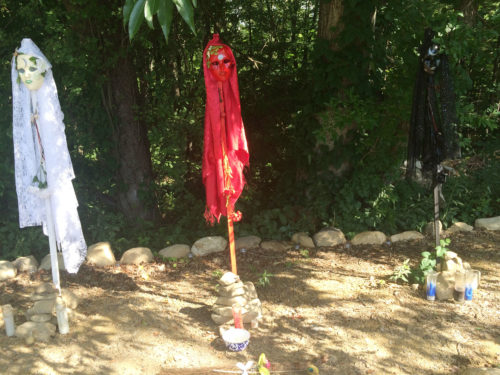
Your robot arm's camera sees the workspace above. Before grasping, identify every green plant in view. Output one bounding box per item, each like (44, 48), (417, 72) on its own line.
(411, 238), (451, 284)
(390, 259), (411, 283)
(167, 257), (178, 268)
(299, 249), (310, 258)
(257, 270), (274, 287)
(212, 269), (223, 279)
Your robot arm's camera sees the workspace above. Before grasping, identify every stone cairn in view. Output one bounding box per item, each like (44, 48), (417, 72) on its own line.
(435, 251), (470, 300)
(13, 282), (79, 343)
(211, 272), (262, 327)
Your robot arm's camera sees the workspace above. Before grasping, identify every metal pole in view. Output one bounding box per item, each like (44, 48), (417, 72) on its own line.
(46, 196), (62, 295)
(30, 91), (62, 294)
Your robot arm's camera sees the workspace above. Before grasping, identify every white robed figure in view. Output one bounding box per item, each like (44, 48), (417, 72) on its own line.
(11, 38), (86, 291)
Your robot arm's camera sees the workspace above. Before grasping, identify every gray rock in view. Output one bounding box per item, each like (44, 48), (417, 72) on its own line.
(436, 271), (455, 300)
(36, 282), (57, 295)
(191, 236), (227, 257)
(219, 272), (240, 286)
(444, 251), (458, 260)
(30, 314), (52, 323)
(242, 310), (259, 323)
(159, 244), (190, 259)
(291, 232), (315, 248)
(215, 295), (248, 307)
(475, 216), (500, 231)
(39, 253), (66, 271)
(120, 247), (153, 265)
(424, 221), (443, 237)
(440, 251), (464, 273)
(212, 305), (234, 317)
(246, 298), (262, 310)
(442, 258), (463, 273)
(31, 292), (57, 302)
(212, 277), (262, 326)
(390, 231), (424, 243)
(26, 299), (56, 316)
(86, 242), (116, 267)
(351, 231), (386, 246)
(0, 260), (17, 281)
(235, 235), (261, 250)
(15, 321), (56, 342)
(313, 228), (346, 247)
(445, 222), (473, 235)
(243, 282), (258, 300)
(260, 240), (292, 252)
(219, 285), (246, 298)
(13, 256), (39, 273)
(211, 313), (232, 325)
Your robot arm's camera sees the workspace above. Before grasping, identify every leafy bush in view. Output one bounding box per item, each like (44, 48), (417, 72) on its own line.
(411, 238), (451, 284)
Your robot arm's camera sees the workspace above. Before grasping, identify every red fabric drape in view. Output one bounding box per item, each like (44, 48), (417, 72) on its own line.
(202, 34), (249, 224)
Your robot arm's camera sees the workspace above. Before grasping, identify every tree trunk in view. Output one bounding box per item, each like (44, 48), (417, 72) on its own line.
(108, 49), (157, 222)
(318, 0), (344, 49)
(60, 0), (158, 222)
(460, 0), (478, 26)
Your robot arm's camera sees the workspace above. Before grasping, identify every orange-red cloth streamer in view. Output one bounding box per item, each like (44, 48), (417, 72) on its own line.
(202, 34), (249, 224)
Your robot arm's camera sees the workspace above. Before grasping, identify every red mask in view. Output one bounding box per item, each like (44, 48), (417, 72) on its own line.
(208, 45), (233, 82)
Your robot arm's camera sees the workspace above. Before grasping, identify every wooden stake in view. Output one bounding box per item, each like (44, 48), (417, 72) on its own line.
(218, 82), (238, 275)
(434, 183), (440, 248)
(227, 204), (237, 275)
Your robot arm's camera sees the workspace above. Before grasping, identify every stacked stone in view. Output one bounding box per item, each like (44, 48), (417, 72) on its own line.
(436, 251), (470, 300)
(14, 282), (78, 343)
(211, 272), (262, 326)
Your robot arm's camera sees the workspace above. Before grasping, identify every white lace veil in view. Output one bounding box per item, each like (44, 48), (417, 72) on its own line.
(11, 38), (87, 273)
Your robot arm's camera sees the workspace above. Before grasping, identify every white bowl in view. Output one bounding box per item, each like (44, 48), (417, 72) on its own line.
(222, 328), (250, 352)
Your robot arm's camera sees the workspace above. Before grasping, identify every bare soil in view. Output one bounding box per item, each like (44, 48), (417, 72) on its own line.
(1, 230), (499, 375)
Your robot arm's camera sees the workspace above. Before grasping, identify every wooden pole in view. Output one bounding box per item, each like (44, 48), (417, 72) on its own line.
(217, 82), (237, 275)
(227, 204), (237, 275)
(434, 183), (440, 248)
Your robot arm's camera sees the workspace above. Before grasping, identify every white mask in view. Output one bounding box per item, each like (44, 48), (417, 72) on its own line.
(16, 54), (47, 91)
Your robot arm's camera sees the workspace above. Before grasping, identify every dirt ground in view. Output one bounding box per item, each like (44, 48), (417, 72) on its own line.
(0, 229), (499, 375)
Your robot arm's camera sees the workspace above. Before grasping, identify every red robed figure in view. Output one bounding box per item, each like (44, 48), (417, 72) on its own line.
(202, 34), (249, 225)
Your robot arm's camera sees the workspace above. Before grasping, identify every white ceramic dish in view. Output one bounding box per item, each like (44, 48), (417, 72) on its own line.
(222, 328), (250, 352)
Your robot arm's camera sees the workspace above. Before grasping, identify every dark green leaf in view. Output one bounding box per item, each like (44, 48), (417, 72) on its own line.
(144, 0), (153, 23)
(129, 0), (146, 40)
(172, 0), (196, 35)
(146, 0), (160, 16)
(158, 0), (173, 42)
(123, 0), (134, 25)
(191, 0), (197, 7)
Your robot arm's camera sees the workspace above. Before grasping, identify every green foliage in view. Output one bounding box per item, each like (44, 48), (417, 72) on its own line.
(123, 0), (197, 42)
(390, 259), (411, 284)
(441, 151), (500, 224)
(257, 270), (274, 288)
(0, 0), (498, 262)
(212, 269), (223, 279)
(0, 222), (47, 262)
(411, 239), (451, 284)
(299, 249), (310, 259)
